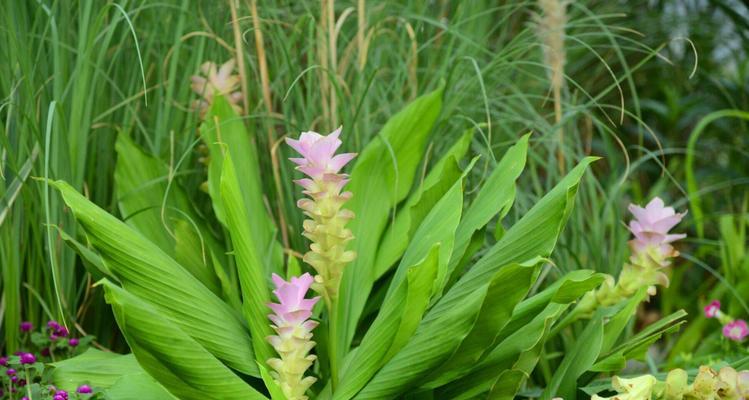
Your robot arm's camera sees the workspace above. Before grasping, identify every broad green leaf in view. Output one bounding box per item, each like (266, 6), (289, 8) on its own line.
(385, 162), (470, 303)
(200, 94), (282, 274)
(51, 348), (143, 390)
(105, 373), (177, 400)
(337, 86), (444, 360)
(51, 348), (174, 399)
(334, 246), (439, 400)
(50, 180), (257, 375)
(115, 133), (221, 294)
(423, 158), (597, 329)
(356, 159), (595, 397)
(374, 128), (473, 279)
(174, 219), (221, 295)
(422, 261), (539, 388)
(542, 313), (605, 399)
(446, 133), (529, 284)
(591, 310), (687, 372)
(355, 286), (487, 399)
(114, 133), (178, 254)
(101, 280), (267, 400)
(220, 153), (275, 363)
(439, 303), (567, 399)
(384, 247), (440, 361)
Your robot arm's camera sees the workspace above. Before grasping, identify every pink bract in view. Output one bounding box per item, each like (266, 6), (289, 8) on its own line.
(286, 128), (356, 180)
(628, 197), (686, 252)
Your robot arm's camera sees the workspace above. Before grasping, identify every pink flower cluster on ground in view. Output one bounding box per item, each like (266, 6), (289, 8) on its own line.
(704, 299), (749, 342)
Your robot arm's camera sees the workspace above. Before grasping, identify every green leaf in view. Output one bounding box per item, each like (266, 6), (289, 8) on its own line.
(439, 303), (567, 399)
(105, 373), (177, 400)
(355, 285), (487, 399)
(337, 85), (445, 359)
(446, 133), (529, 284)
(373, 128), (473, 280)
(592, 309), (687, 372)
(114, 133), (178, 254)
(385, 161), (470, 304)
(49, 180), (257, 375)
(220, 153), (275, 363)
(201, 94), (282, 274)
(101, 280), (267, 400)
(115, 133), (221, 294)
(174, 219), (222, 295)
(542, 313), (605, 399)
(334, 245), (440, 400)
(421, 260), (540, 388)
(356, 159), (595, 397)
(51, 348), (143, 390)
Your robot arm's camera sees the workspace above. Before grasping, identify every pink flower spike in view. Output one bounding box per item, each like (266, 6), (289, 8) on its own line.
(723, 319), (749, 342)
(266, 273), (320, 399)
(704, 300), (721, 318)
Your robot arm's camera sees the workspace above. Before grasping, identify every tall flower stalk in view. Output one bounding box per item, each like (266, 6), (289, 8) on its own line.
(285, 128), (357, 309)
(536, 0), (569, 171)
(267, 273), (320, 400)
(576, 197), (686, 316)
(286, 127), (356, 387)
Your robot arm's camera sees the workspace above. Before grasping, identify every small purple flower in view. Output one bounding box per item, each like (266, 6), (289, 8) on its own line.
(19, 352), (36, 364)
(724, 319), (749, 342)
(47, 320), (61, 331)
(54, 390), (69, 400)
(21, 397), (29, 400)
(16, 378), (26, 387)
(6, 368), (16, 376)
(0, 356), (7, 366)
(77, 384), (93, 394)
(10, 375), (18, 383)
(41, 347), (51, 357)
(68, 338), (79, 347)
(57, 326), (69, 337)
(19, 321), (33, 332)
(704, 300), (721, 318)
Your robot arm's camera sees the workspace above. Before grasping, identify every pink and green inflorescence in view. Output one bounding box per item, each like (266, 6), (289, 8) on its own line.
(285, 128), (357, 307)
(580, 197), (686, 313)
(267, 273), (320, 400)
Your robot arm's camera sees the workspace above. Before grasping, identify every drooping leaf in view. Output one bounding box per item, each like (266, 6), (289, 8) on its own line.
(49, 180), (257, 375)
(101, 280), (267, 400)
